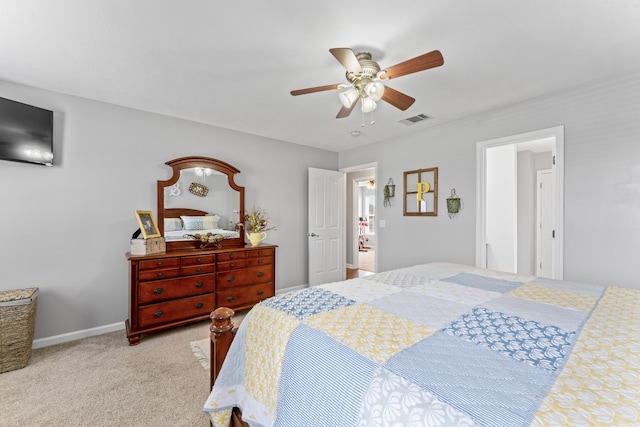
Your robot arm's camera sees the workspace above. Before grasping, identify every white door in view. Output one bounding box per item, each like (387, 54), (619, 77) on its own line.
(537, 169), (553, 277)
(308, 168), (346, 286)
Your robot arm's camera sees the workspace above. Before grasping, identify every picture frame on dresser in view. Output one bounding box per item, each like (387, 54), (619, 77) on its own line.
(135, 210), (161, 239)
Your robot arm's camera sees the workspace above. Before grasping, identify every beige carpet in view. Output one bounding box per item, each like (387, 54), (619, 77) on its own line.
(190, 309), (248, 371)
(358, 246), (375, 272)
(0, 320), (215, 427)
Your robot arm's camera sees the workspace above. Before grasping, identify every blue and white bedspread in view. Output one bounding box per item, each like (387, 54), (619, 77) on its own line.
(204, 262), (640, 426)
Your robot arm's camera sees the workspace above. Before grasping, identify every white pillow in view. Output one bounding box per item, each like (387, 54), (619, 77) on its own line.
(181, 215), (220, 231)
(164, 218), (183, 232)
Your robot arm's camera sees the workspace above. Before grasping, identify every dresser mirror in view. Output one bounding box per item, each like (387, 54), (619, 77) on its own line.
(157, 156), (245, 249)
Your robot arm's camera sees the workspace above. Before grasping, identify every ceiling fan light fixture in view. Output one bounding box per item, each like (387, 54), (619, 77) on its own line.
(339, 87), (359, 108)
(361, 97), (377, 113)
(364, 81), (385, 101)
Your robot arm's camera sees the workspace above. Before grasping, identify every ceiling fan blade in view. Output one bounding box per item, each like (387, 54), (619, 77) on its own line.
(383, 50), (444, 80)
(336, 97), (358, 119)
(381, 85), (415, 111)
(290, 84), (341, 96)
(329, 48), (362, 73)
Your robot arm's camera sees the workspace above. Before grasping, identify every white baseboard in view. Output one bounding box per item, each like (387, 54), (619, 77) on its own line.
(276, 284), (306, 295)
(32, 286), (307, 349)
(32, 321), (125, 349)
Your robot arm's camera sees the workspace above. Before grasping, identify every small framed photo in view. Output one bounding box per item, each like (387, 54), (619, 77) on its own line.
(135, 210), (161, 239)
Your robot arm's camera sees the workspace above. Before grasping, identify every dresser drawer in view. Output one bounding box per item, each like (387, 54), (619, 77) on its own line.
(139, 258), (180, 270)
(217, 252), (247, 262)
(138, 275), (214, 304)
(217, 265), (273, 289)
(181, 264), (215, 276)
(247, 256), (272, 268)
(139, 267), (181, 282)
(217, 283), (274, 308)
(138, 294), (214, 327)
(217, 259), (247, 271)
(247, 248), (274, 258)
(181, 254), (215, 266)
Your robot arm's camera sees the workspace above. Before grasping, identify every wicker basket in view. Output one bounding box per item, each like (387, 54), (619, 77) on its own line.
(0, 287), (38, 373)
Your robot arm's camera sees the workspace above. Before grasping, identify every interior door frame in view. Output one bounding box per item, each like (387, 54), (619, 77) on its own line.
(341, 162), (378, 273)
(476, 126), (564, 279)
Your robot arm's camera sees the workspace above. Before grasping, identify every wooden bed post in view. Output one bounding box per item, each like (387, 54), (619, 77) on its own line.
(209, 307), (250, 427)
(209, 307), (237, 390)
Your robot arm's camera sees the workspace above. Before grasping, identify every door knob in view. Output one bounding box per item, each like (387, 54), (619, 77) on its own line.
(307, 232), (320, 237)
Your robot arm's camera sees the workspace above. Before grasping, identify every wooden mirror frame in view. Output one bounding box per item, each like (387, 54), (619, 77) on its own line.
(157, 156), (245, 250)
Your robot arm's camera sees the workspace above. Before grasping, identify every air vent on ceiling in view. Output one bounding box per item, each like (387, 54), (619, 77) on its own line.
(399, 113), (431, 126)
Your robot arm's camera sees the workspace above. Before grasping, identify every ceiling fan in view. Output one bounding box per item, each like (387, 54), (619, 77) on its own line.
(290, 48), (444, 120)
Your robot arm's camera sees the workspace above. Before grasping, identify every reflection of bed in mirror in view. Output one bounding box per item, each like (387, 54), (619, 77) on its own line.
(163, 208), (239, 241)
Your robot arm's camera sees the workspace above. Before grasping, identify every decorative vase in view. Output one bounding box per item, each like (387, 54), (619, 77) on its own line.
(246, 232), (267, 246)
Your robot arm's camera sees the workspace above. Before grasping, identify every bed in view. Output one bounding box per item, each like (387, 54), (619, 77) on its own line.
(204, 262), (640, 426)
(163, 208), (239, 241)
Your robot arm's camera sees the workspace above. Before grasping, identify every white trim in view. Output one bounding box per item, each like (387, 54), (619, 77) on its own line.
(32, 283), (304, 349)
(476, 126), (564, 278)
(32, 321), (125, 349)
(341, 162), (378, 274)
(277, 284), (306, 294)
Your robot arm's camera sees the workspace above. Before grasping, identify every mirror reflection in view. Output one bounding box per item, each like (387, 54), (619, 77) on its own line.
(163, 168), (240, 241)
(157, 156), (245, 249)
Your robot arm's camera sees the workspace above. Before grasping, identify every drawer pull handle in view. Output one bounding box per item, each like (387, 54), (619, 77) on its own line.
(196, 267), (202, 272)
(258, 260), (263, 265)
(226, 296), (235, 302)
(230, 263), (235, 268)
(195, 302), (204, 309)
(157, 272), (163, 277)
(153, 288), (163, 295)
(257, 272), (264, 278)
(257, 290), (264, 296)
(227, 276), (235, 283)
(153, 311), (163, 318)
(156, 261), (163, 267)
(196, 258), (202, 263)
(195, 281), (204, 288)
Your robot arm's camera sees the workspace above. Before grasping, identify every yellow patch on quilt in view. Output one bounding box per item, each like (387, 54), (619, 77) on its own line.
(508, 283), (598, 311)
(305, 304), (435, 364)
(208, 407), (232, 427)
(243, 305), (300, 416)
(533, 287), (640, 426)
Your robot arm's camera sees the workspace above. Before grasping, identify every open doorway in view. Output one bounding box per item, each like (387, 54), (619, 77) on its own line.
(476, 126), (564, 279)
(356, 178), (376, 272)
(343, 164), (377, 278)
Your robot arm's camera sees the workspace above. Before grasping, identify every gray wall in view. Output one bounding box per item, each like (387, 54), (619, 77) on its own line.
(339, 72), (640, 291)
(0, 80), (337, 342)
(4, 70), (640, 344)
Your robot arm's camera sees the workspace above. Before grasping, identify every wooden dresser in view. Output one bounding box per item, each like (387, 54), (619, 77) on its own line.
(126, 245), (276, 345)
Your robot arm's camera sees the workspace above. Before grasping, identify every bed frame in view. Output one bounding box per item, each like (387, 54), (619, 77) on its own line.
(164, 207), (208, 218)
(209, 307), (247, 427)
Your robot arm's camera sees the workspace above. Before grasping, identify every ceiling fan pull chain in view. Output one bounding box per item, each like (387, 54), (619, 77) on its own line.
(370, 109), (375, 125)
(361, 102), (365, 127)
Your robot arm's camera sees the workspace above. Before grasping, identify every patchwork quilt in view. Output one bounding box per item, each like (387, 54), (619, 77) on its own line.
(204, 263), (640, 426)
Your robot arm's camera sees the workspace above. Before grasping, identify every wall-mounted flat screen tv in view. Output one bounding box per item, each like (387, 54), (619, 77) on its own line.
(0, 96), (53, 166)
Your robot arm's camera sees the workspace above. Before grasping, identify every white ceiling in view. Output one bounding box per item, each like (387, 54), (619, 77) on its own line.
(2, 1), (640, 152)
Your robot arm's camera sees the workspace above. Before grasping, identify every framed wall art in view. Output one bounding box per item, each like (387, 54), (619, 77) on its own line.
(403, 167), (438, 216)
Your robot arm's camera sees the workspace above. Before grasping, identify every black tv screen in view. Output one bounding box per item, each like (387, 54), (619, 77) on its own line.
(0, 96), (53, 166)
